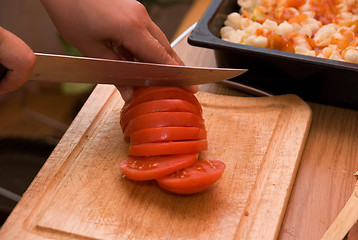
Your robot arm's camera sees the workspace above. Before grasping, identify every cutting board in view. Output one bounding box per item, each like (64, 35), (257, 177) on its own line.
(0, 85), (311, 240)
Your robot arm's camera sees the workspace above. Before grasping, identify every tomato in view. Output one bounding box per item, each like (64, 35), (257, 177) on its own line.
(123, 112), (205, 141)
(129, 140), (208, 156)
(118, 86), (225, 195)
(120, 154), (198, 181)
(120, 99), (202, 130)
(156, 160), (226, 194)
(129, 127), (207, 145)
(121, 87), (202, 116)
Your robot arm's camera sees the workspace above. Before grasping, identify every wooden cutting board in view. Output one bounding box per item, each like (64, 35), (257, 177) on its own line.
(0, 85), (312, 240)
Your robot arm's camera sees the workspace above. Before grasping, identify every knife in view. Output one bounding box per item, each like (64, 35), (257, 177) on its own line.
(0, 53), (246, 86)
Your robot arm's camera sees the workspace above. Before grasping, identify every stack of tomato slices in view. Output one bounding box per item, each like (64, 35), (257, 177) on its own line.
(119, 87), (226, 194)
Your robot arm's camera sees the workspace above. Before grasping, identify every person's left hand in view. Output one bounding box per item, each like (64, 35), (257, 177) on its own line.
(40, 0), (184, 64)
(40, 0), (198, 101)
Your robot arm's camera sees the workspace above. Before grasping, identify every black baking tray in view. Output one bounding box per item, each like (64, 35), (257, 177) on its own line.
(188, 0), (358, 109)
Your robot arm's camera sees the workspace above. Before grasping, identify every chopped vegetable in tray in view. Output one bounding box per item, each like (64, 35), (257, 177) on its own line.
(221, 0), (358, 63)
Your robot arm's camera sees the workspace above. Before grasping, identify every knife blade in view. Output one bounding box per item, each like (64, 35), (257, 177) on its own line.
(13, 53), (244, 86)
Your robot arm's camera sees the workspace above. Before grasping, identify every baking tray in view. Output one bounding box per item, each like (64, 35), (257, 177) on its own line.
(188, 0), (358, 109)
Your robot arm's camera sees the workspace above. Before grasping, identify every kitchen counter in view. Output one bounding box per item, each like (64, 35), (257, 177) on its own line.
(0, 27), (358, 240)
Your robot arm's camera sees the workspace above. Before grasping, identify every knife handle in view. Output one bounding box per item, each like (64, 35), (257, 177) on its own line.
(0, 64), (7, 80)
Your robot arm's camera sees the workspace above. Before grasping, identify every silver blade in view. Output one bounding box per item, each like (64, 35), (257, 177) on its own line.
(29, 53), (247, 86)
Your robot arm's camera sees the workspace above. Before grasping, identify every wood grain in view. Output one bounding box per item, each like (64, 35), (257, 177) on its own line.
(279, 104), (358, 240)
(0, 86), (311, 240)
(171, 29), (358, 240)
(321, 174), (358, 240)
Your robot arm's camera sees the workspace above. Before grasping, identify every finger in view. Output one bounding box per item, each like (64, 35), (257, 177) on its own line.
(182, 85), (199, 94)
(112, 45), (134, 61)
(0, 27), (36, 94)
(146, 24), (198, 92)
(147, 22), (184, 66)
(116, 85), (133, 102)
(75, 39), (122, 60)
(120, 26), (180, 65)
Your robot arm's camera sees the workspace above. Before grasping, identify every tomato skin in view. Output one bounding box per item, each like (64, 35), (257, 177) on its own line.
(156, 160), (226, 194)
(121, 87), (202, 116)
(119, 87), (226, 194)
(129, 140), (208, 156)
(120, 154), (198, 181)
(124, 112), (205, 141)
(129, 127), (207, 145)
(120, 99), (202, 130)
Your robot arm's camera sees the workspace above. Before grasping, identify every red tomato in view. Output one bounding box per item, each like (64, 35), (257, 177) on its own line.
(118, 86), (225, 195)
(121, 87), (202, 116)
(120, 154), (198, 181)
(129, 140), (208, 156)
(156, 160), (226, 194)
(129, 127), (207, 145)
(120, 99), (202, 130)
(123, 112), (205, 141)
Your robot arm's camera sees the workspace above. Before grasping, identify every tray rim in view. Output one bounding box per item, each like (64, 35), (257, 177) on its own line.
(187, 0), (358, 73)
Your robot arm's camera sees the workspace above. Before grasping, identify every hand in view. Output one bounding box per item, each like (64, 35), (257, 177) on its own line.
(40, 0), (184, 64)
(0, 27), (36, 94)
(40, 0), (198, 101)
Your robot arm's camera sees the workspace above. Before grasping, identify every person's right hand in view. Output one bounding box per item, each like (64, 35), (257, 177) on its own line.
(0, 27), (36, 94)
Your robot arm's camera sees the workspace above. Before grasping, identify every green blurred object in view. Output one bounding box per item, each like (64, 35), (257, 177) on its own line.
(58, 35), (95, 95)
(61, 82), (95, 96)
(59, 35), (82, 57)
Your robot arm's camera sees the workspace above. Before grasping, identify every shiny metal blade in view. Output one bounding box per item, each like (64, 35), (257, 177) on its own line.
(29, 53), (247, 86)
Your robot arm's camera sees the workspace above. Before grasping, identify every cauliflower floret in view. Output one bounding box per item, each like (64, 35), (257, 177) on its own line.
(227, 30), (248, 43)
(221, 0), (358, 64)
(329, 51), (344, 61)
(298, 1), (311, 12)
(295, 46), (316, 56)
(238, 0), (262, 12)
(336, 12), (355, 26)
(276, 21), (294, 35)
(239, 17), (254, 29)
(343, 47), (358, 63)
(336, 2), (349, 13)
(297, 17), (321, 37)
(244, 35), (268, 48)
(252, 6), (266, 21)
(224, 12), (242, 29)
(294, 35), (312, 49)
(244, 22), (262, 35)
(313, 24), (338, 47)
(262, 19), (277, 31)
(302, 11), (316, 18)
(220, 26), (235, 39)
(321, 45), (344, 61)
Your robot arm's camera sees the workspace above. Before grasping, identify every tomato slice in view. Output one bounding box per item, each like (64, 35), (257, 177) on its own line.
(121, 87), (202, 115)
(120, 99), (202, 130)
(129, 127), (207, 145)
(156, 160), (226, 194)
(120, 154), (198, 181)
(123, 112), (205, 141)
(129, 140), (208, 156)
